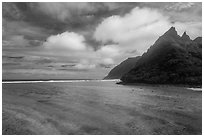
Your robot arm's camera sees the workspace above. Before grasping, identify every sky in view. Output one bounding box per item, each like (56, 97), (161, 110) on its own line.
(2, 2), (202, 80)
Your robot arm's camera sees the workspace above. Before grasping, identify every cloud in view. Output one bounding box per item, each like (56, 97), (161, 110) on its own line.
(36, 3), (97, 22)
(101, 58), (114, 66)
(3, 2), (25, 20)
(96, 44), (120, 57)
(166, 2), (195, 11)
(43, 31), (87, 51)
(3, 20), (50, 42)
(94, 7), (171, 54)
(5, 35), (29, 46)
(94, 7), (202, 55)
(41, 31), (118, 69)
(2, 40), (11, 46)
(29, 40), (43, 46)
(36, 2), (139, 22)
(41, 31), (122, 70)
(94, 7), (170, 42)
(164, 3), (201, 23)
(140, 2), (201, 23)
(74, 60), (96, 70)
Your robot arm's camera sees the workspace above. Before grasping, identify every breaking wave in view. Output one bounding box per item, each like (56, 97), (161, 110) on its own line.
(2, 79), (120, 84)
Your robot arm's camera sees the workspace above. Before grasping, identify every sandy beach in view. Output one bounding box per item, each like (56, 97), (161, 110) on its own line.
(2, 81), (202, 135)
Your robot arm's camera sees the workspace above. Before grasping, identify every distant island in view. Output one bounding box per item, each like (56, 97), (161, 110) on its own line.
(105, 27), (202, 86)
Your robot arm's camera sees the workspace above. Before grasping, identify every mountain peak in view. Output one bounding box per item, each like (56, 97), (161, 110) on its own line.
(181, 31), (191, 41)
(154, 27), (180, 45)
(163, 26), (178, 37)
(182, 31), (187, 36)
(169, 26), (176, 31)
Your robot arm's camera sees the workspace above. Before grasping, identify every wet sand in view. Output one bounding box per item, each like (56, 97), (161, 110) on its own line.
(2, 81), (202, 135)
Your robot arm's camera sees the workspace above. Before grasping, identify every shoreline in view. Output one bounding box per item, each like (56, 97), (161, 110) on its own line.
(2, 79), (120, 84)
(2, 79), (201, 89)
(116, 81), (202, 88)
(2, 78), (96, 82)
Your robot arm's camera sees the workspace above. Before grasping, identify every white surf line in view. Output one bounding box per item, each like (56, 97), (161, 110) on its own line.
(187, 88), (202, 91)
(95, 79), (120, 82)
(2, 80), (89, 84)
(2, 79), (120, 84)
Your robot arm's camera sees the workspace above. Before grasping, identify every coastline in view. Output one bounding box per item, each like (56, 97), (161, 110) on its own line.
(116, 81), (202, 88)
(2, 79), (120, 84)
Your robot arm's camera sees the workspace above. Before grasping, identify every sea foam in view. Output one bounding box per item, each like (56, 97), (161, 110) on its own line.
(2, 79), (120, 84)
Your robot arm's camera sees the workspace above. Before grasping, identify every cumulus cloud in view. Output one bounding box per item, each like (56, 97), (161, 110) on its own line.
(94, 45), (120, 67)
(43, 31), (87, 51)
(94, 7), (171, 42)
(94, 7), (171, 54)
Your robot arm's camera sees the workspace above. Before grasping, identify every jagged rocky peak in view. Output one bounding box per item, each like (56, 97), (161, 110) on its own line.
(181, 31), (191, 41)
(153, 26), (180, 46)
(164, 26), (178, 37)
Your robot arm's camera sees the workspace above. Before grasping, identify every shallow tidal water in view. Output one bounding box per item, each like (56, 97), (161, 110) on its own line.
(2, 81), (202, 135)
